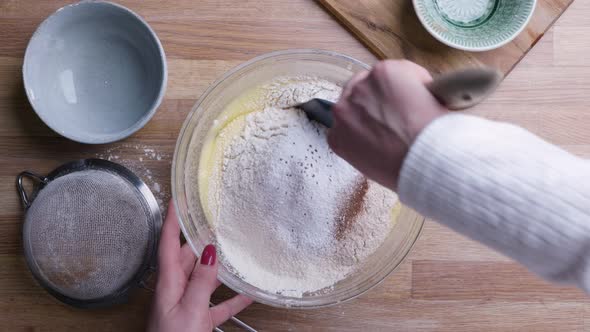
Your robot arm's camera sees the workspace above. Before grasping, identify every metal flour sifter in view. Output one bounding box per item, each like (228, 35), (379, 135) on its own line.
(17, 159), (162, 308)
(16, 158), (256, 332)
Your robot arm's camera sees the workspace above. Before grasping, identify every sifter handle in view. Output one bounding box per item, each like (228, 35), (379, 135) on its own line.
(16, 171), (48, 209)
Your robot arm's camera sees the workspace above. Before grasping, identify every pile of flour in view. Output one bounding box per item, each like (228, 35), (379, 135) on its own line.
(207, 77), (397, 297)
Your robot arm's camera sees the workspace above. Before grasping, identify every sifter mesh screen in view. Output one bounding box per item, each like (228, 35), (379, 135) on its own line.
(24, 169), (152, 301)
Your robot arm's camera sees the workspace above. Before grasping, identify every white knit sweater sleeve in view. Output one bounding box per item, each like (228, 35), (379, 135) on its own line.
(398, 113), (590, 291)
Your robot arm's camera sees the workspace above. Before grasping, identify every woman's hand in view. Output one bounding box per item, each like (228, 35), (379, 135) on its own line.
(147, 202), (252, 332)
(328, 60), (447, 190)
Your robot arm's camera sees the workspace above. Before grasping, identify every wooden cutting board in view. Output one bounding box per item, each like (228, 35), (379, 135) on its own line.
(318, 0), (574, 75)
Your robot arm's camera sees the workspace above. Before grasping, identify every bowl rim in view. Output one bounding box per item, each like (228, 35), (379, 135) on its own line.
(172, 49), (425, 308)
(22, 0), (168, 144)
(412, 0), (537, 52)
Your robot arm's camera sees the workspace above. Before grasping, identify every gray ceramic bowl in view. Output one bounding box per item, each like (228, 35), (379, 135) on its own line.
(23, 1), (167, 144)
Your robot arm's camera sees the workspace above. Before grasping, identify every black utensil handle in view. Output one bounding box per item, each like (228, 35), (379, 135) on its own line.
(302, 98), (335, 127)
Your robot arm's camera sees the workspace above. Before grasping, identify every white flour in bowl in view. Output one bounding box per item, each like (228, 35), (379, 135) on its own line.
(203, 77), (398, 297)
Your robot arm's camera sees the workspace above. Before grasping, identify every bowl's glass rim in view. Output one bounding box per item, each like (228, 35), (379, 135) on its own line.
(171, 49), (423, 308)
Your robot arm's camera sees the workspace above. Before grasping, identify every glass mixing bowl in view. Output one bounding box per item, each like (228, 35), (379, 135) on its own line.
(172, 49), (424, 308)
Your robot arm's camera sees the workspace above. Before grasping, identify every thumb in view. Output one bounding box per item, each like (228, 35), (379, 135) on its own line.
(182, 244), (220, 308)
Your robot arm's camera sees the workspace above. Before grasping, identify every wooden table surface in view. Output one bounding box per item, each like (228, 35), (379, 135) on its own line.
(2, 0), (590, 331)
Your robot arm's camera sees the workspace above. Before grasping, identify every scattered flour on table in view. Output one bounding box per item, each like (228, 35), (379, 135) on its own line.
(205, 77), (398, 297)
(96, 144), (171, 215)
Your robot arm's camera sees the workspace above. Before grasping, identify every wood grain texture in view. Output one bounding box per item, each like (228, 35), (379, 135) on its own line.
(318, 0), (574, 75)
(412, 260), (587, 301)
(1, 0), (590, 331)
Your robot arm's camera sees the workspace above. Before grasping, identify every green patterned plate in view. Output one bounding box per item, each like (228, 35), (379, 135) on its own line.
(413, 0), (536, 52)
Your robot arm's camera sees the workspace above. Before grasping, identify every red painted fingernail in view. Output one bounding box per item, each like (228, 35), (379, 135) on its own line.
(200, 244), (216, 266)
